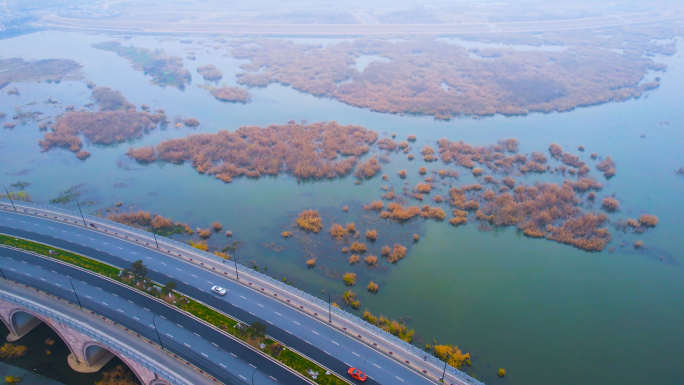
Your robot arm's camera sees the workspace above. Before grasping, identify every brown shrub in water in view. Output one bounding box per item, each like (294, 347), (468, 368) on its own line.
(634, 240), (643, 248)
(421, 146), (436, 161)
(365, 229), (378, 241)
(433, 195), (443, 203)
(198, 228), (212, 239)
(355, 157), (381, 179)
(75, 151), (91, 160)
(587, 192), (596, 201)
(408, 154), (415, 160)
(343, 205), (349, 212)
(382, 188), (396, 200)
(367, 281), (379, 293)
(472, 168), (483, 176)
(349, 255), (360, 265)
(569, 177), (603, 192)
(183, 118), (200, 127)
(350, 241), (367, 253)
(341, 247), (350, 253)
(363, 201), (384, 211)
(306, 258), (316, 268)
(449, 217), (467, 226)
(407, 134), (417, 141)
(398, 141), (409, 149)
(190, 240), (209, 251)
(549, 143), (563, 158)
(639, 214), (658, 227)
(127, 146), (156, 163)
(3, 122), (16, 129)
(211, 221), (223, 232)
(387, 244), (407, 263)
(590, 153), (598, 159)
(381, 245), (390, 256)
(413, 234), (420, 242)
(382, 174), (389, 181)
(206, 86), (250, 103)
(361, 310), (414, 342)
(0, 343), (28, 359)
(483, 189), (496, 200)
(346, 223), (356, 233)
(414, 183), (432, 194)
(377, 138), (397, 151)
(281, 231), (292, 238)
(434, 345), (471, 369)
(145, 121), (376, 182)
(364, 255), (378, 266)
(418, 167), (427, 175)
(398, 170), (407, 178)
(602, 197), (620, 211)
(420, 205), (446, 220)
(107, 210), (191, 234)
(330, 223), (346, 240)
(380, 202), (421, 221)
(343, 272), (357, 286)
(197, 64), (223, 81)
(597, 156), (617, 178)
(296, 209), (323, 233)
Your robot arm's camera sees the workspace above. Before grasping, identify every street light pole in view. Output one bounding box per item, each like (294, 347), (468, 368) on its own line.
(251, 367), (257, 385)
(0, 268), (6, 280)
(233, 254), (239, 280)
(75, 201), (87, 227)
(152, 314), (164, 350)
(151, 228), (159, 248)
(328, 292), (332, 323)
(441, 348), (450, 381)
(0, 184), (16, 211)
(69, 278), (83, 308)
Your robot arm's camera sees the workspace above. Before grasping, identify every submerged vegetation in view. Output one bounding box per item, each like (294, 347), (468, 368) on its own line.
(93, 41), (191, 87)
(296, 209), (323, 233)
(362, 310), (414, 342)
(0, 58), (81, 88)
(129, 121), (377, 182)
(201, 85), (251, 103)
(107, 210), (193, 236)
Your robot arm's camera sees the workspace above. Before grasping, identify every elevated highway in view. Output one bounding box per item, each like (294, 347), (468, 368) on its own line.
(0, 200), (482, 385)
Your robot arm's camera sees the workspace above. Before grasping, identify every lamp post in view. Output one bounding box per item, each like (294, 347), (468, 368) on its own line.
(152, 314), (164, 350)
(69, 278), (83, 308)
(224, 241), (244, 280)
(151, 228), (159, 248)
(251, 367), (257, 385)
(0, 184), (16, 211)
(328, 292), (332, 323)
(441, 347), (451, 382)
(75, 201), (87, 227)
(0, 267), (6, 280)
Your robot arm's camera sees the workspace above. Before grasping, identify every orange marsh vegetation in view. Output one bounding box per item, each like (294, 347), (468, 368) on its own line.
(129, 121), (378, 183)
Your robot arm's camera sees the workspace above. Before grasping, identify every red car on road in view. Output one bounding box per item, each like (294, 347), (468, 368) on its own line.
(348, 367), (367, 382)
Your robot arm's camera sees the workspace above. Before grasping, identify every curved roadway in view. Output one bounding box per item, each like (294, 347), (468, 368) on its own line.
(0, 209), (440, 385)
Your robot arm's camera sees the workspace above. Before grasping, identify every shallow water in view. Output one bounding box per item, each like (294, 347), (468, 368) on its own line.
(0, 31), (683, 385)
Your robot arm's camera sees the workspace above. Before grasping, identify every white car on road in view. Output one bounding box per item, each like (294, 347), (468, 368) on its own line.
(211, 286), (227, 296)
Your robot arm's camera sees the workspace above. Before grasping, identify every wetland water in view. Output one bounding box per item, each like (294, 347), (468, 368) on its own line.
(0, 32), (683, 385)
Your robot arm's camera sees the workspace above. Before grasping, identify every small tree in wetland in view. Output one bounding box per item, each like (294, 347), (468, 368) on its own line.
(343, 272), (357, 286)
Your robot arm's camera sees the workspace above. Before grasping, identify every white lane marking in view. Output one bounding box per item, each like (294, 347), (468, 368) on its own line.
(20, 220), (25, 223)
(85, 295), (92, 298)
(89, 238), (94, 240)
(150, 325), (155, 328)
(33, 224), (39, 226)
(249, 312), (255, 316)
(62, 230), (66, 233)
(128, 300), (133, 303)
(131, 251), (137, 254)
(395, 376), (405, 381)
(144, 308), (150, 311)
(201, 353), (208, 358)
(191, 274), (197, 277)
(275, 312), (282, 316)
(293, 321), (300, 325)
(267, 321), (273, 325)
(51, 270), (57, 273)
(312, 331), (319, 335)
(117, 309), (124, 313)
(212, 342), (218, 347)
(207, 281), (214, 284)
(219, 363), (226, 368)
(373, 363), (381, 369)
(160, 262), (166, 265)
(249, 364), (256, 368)
(112, 294), (118, 297)
(104, 242), (109, 245)
(166, 333), (173, 338)
(257, 303), (264, 307)
(55, 284), (61, 287)
(48, 226), (53, 229)
(117, 247), (122, 249)
(133, 316), (139, 320)
(160, 315), (166, 319)
(176, 268), (181, 271)
(269, 376), (277, 381)
(230, 353), (237, 357)
(184, 343), (191, 347)
(239, 375), (246, 380)
(331, 341), (339, 345)
(240, 295), (246, 299)
(102, 302), (108, 306)
(176, 324), (183, 328)
(145, 257), (151, 260)
(306, 340), (311, 345)
(194, 333), (201, 337)
(344, 361), (351, 366)
(352, 352), (360, 357)
(39, 278), (46, 281)
(75, 234), (80, 237)
(323, 351), (330, 355)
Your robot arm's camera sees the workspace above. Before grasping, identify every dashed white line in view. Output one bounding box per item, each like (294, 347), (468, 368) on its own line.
(312, 331), (319, 335)
(352, 352), (360, 357)
(331, 341), (339, 345)
(269, 376), (277, 381)
(160, 262), (166, 265)
(373, 363), (381, 369)
(184, 343), (191, 347)
(239, 375), (246, 380)
(117, 309), (124, 313)
(39, 278), (46, 281)
(267, 321), (273, 325)
(207, 281), (214, 284)
(102, 302), (108, 306)
(177, 324), (183, 328)
(194, 333), (201, 337)
(103, 242), (109, 245)
(144, 308), (150, 311)
(48, 226), (53, 229)
(293, 321), (300, 325)
(240, 295), (246, 299)
(133, 316), (139, 320)
(191, 274), (197, 278)
(249, 312), (255, 316)
(257, 303), (264, 307)
(395, 376), (404, 382)
(219, 363), (226, 368)
(230, 353), (237, 357)
(131, 251), (137, 254)
(212, 342), (218, 347)
(201, 353), (208, 358)
(176, 268), (181, 271)
(249, 364), (256, 368)
(75, 234), (80, 237)
(166, 333), (173, 338)
(160, 316), (166, 319)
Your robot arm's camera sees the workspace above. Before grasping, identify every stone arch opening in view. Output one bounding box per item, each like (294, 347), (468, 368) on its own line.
(81, 342), (145, 385)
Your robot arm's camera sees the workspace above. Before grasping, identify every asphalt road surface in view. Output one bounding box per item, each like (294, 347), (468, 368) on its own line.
(0, 209), (435, 385)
